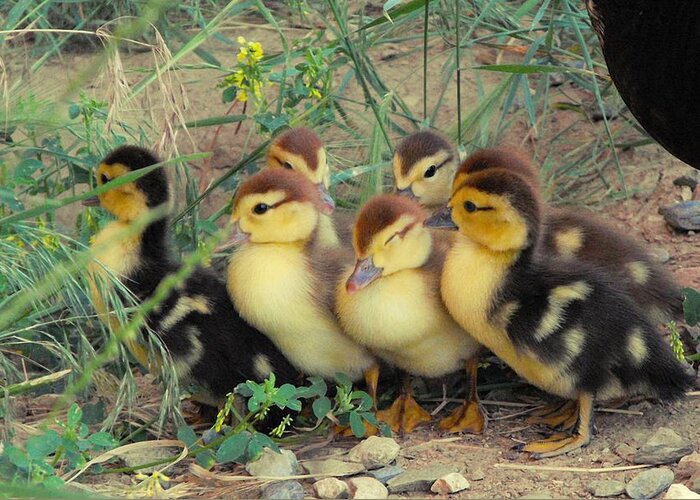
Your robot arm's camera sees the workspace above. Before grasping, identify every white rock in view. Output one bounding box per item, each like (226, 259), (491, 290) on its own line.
(665, 483), (700, 499)
(347, 436), (400, 468)
(348, 477), (388, 499)
(430, 472), (470, 494)
(303, 459), (364, 479)
(245, 448), (299, 477)
(313, 477), (349, 499)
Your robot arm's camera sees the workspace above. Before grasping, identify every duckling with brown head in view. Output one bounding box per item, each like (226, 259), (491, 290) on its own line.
(426, 160), (694, 458)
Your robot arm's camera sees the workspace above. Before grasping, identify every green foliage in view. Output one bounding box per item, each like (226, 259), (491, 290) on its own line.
(683, 288), (700, 327)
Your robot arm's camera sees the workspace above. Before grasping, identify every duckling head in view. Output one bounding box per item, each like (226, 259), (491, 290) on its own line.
(347, 194), (430, 293)
(392, 130), (456, 208)
(82, 145), (169, 222)
(426, 167), (542, 253)
(226, 168), (324, 246)
(452, 147), (538, 197)
(266, 126), (334, 212)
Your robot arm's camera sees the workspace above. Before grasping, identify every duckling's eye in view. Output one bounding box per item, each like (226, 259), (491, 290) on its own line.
(100, 173), (109, 185)
(464, 201), (477, 213)
(424, 165), (437, 178)
(283, 161), (294, 170)
(253, 203), (269, 215)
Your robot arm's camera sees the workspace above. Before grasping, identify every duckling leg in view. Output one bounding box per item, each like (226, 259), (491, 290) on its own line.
(364, 364), (380, 411)
(376, 371), (431, 434)
(526, 400), (578, 430)
(520, 393), (594, 459)
(438, 356), (487, 434)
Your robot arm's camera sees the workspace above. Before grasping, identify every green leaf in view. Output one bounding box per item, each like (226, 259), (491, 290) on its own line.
(0, 188), (24, 212)
(349, 411), (365, 438)
(67, 403), (82, 428)
(183, 114), (246, 128)
(177, 425), (198, 448)
(296, 377), (327, 398)
(14, 158), (43, 181)
(26, 430), (61, 459)
(274, 384), (297, 403)
(222, 86), (238, 104)
(312, 397), (331, 420)
(254, 113), (290, 134)
(235, 382), (254, 397)
(216, 432), (251, 464)
(473, 63), (597, 77)
(247, 433), (278, 461)
(5, 446), (30, 469)
(285, 398), (302, 412)
(68, 103), (81, 119)
(87, 432), (117, 449)
(334, 372), (352, 389)
(196, 450), (216, 469)
(683, 288), (700, 326)
(43, 475), (65, 489)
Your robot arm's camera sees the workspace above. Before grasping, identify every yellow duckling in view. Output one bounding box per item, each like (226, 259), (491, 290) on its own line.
(222, 168), (375, 382)
(335, 194), (486, 434)
(425, 160), (693, 458)
(85, 146), (297, 406)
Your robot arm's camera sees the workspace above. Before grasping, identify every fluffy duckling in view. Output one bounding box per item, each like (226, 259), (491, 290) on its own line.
(85, 145), (297, 406)
(222, 168), (375, 382)
(425, 164), (694, 458)
(392, 130), (458, 209)
(265, 126), (341, 248)
(335, 194), (485, 434)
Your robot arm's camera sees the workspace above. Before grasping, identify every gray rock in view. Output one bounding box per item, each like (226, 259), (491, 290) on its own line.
(347, 477), (388, 499)
(347, 436), (400, 469)
(313, 477), (349, 499)
(430, 472), (470, 494)
(387, 465), (460, 493)
(626, 468), (675, 499)
(368, 466), (404, 484)
(471, 467), (486, 481)
(634, 428), (694, 465)
(649, 245), (671, 264)
(673, 176), (698, 192)
(246, 448), (299, 477)
(659, 202), (700, 231)
(665, 483), (700, 499)
(586, 479), (626, 497)
(261, 480), (305, 499)
(303, 459), (364, 479)
(520, 491), (553, 499)
(615, 443), (638, 462)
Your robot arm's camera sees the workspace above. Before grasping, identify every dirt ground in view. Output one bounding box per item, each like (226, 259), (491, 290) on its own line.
(6, 14), (700, 499)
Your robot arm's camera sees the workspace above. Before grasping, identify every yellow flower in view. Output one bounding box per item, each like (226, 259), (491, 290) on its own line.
(308, 87), (322, 99)
(238, 89), (248, 102)
(248, 41), (264, 61)
(237, 36), (246, 45)
(237, 47), (248, 63)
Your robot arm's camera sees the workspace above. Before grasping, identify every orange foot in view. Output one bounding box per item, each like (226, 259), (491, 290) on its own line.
(377, 393), (431, 434)
(519, 431), (591, 459)
(527, 400), (578, 430)
(438, 400), (487, 434)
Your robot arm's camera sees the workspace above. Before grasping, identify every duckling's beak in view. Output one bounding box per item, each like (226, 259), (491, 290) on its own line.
(82, 196), (100, 207)
(346, 257), (382, 294)
(395, 186), (418, 201)
(424, 205), (457, 230)
(216, 221), (249, 252)
(317, 183), (335, 214)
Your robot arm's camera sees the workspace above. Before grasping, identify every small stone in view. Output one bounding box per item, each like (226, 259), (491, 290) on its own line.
(629, 401), (653, 412)
(520, 491), (553, 499)
(430, 472), (470, 494)
(634, 427), (694, 465)
(347, 477), (388, 499)
(626, 468), (675, 499)
(368, 466), (404, 484)
(689, 471), (700, 494)
(665, 483), (700, 499)
(659, 202), (700, 231)
(303, 459), (364, 479)
(678, 452), (700, 480)
(246, 448), (299, 477)
(681, 186), (694, 202)
(347, 436), (400, 469)
(471, 467), (486, 481)
(586, 479), (626, 497)
(261, 480), (305, 499)
(387, 465), (460, 493)
(615, 443), (638, 462)
(313, 478), (349, 499)
(649, 245), (671, 263)
(673, 176), (698, 192)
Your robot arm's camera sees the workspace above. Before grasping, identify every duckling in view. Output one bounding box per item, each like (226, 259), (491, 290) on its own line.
(265, 126), (342, 248)
(85, 145), (297, 407)
(425, 162), (694, 458)
(222, 168), (375, 382)
(335, 194), (485, 434)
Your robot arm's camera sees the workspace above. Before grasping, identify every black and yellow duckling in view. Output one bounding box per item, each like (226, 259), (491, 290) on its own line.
(221, 168), (375, 382)
(425, 161), (694, 458)
(335, 194), (485, 434)
(392, 130), (458, 210)
(265, 126), (342, 248)
(85, 145), (297, 407)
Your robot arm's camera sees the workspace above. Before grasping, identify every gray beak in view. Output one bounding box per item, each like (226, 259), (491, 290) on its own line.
(317, 183), (335, 214)
(395, 186), (418, 201)
(346, 257), (382, 294)
(424, 205), (457, 230)
(215, 221), (250, 252)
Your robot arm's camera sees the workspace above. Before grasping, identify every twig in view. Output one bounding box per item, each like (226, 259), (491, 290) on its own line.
(494, 463), (653, 474)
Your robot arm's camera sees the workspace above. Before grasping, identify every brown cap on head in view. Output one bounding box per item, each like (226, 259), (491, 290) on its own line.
(354, 194), (427, 255)
(268, 126), (324, 171)
(395, 130), (453, 176)
(234, 168), (323, 210)
(457, 147), (538, 183)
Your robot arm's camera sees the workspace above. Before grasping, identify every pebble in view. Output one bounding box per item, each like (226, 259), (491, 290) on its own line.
(347, 477), (388, 499)
(665, 483), (700, 499)
(387, 465), (460, 493)
(659, 202), (700, 231)
(246, 448), (299, 477)
(634, 427), (694, 464)
(313, 478), (349, 499)
(615, 443), (638, 462)
(626, 468), (675, 499)
(347, 436), (400, 469)
(586, 479), (626, 497)
(681, 186), (694, 202)
(368, 466), (404, 484)
(520, 491), (553, 499)
(649, 244), (671, 263)
(303, 459), (364, 479)
(689, 471), (700, 494)
(673, 176), (698, 192)
(471, 467), (486, 481)
(677, 452), (700, 480)
(261, 480), (305, 499)
(430, 472), (470, 494)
